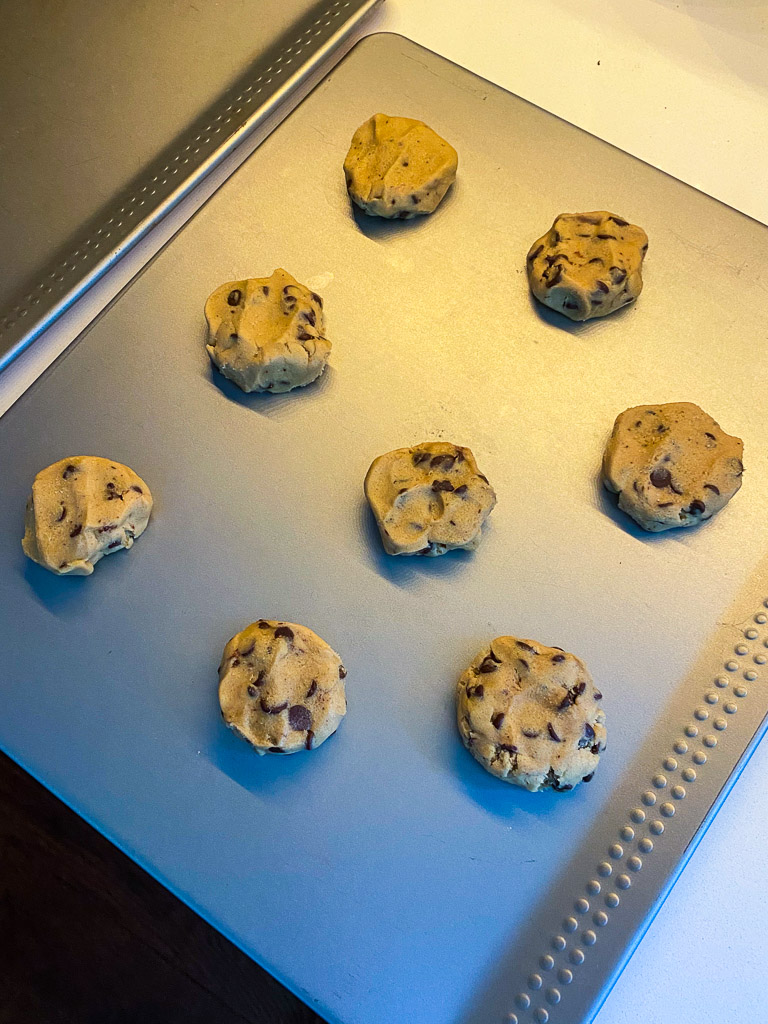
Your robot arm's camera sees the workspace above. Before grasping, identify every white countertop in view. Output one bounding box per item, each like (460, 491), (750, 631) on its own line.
(3, 2), (767, 1020)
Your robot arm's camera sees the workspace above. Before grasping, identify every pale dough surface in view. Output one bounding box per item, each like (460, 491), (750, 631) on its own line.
(527, 211), (648, 321)
(364, 441), (496, 556)
(205, 269), (330, 393)
(218, 620), (347, 755)
(343, 113), (457, 219)
(602, 402), (744, 532)
(22, 456), (152, 576)
(457, 637), (606, 792)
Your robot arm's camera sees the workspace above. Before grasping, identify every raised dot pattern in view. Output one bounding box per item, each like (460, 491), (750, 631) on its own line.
(0, 2), (351, 336)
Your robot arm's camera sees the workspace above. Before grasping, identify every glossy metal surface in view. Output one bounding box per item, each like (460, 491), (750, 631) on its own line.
(1, 33), (767, 1024)
(0, 0), (382, 369)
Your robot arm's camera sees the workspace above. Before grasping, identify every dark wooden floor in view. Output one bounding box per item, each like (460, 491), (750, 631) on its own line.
(0, 752), (326, 1024)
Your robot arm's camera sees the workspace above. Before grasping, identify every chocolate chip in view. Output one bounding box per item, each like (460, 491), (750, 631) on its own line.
(268, 747), (284, 753)
(609, 216), (629, 226)
(130, 485), (143, 494)
(579, 214), (602, 224)
(593, 690), (603, 700)
(595, 280), (609, 293)
(305, 730), (315, 750)
(58, 562), (68, 570)
(563, 300), (579, 310)
(686, 499), (706, 514)
(478, 474), (489, 484)
(430, 454), (456, 470)
(288, 705), (312, 731)
(411, 194), (420, 204)
(62, 464), (76, 479)
(596, 233), (616, 240)
(518, 659), (529, 670)
(247, 684), (258, 697)
(257, 620), (271, 629)
(545, 253), (571, 266)
(301, 309), (316, 327)
(97, 524), (117, 533)
(704, 483), (720, 495)
(590, 743), (601, 755)
(412, 450), (431, 465)
(432, 479), (454, 492)
(705, 431), (716, 440)
(56, 506), (67, 522)
(657, 502), (674, 508)
(527, 244), (544, 262)
(491, 712), (505, 729)
(545, 265), (563, 287)
(609, 266), (627, 284)
(588, 257), (604, 264)
(262, 285), (270, 296)
(274, 625), (294, 640)
(305, 680), (317, 699)
(582, 772), (594, 782)
(253, 670), (266, 687)
(260, 698), (288, 715)
(552, 654), (565, 663)
(522, 727), (539, 738)
(734, 459), (744, 476)
(239, 641), (255, 657)
(478, 656), (498, 674)
(488, 648), (502, 664)
(670, 482), (684, 495)
(468, 683), (485, 699)
(578, 721), (596, 748)
(227, 289), (242, 306)
(551, 230), (561, 244)
(650, 467), (671, 487)
(69, 524), (82, 538)
(107, 540), (121, 549)
(297, 329), (314, 341)
(310, 292), (323, 307)
(517, 641), (536, 653)
(499, 743), (518, 753)
(454, 484), (468, 495)
(547, 723), (562, 742)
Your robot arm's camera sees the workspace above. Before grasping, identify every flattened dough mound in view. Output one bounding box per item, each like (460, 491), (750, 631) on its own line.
(602, 402), (743, 532)
(218, 620), (347, 755)
(343, 113), (457, 219)
(457, 637), (606, 792)
(205, 269), (330, 393)
(364, 441), (496, 556)
(22, 456), (152, 576)
(527, 211), (648, 321)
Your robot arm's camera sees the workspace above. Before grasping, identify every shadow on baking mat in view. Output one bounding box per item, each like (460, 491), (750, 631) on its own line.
(206, 362), (335, 418)
(347, 180), (459, 242)
(358, 500), (477, 589)
(527, 289), (637, 336)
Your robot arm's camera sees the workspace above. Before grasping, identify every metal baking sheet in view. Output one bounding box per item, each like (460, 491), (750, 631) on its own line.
(0, 0), (381, 370)
(2, 32), (768, 1024)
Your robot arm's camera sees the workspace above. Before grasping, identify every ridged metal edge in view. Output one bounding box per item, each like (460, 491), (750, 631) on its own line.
(504, 599), (768, 1024)
(0, 0), (382, 372)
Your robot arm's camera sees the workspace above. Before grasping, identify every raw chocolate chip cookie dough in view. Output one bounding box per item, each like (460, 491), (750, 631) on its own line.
(602, 402), (744, 532)
(205, 269), (330, 393)
(457, 637), (606, 792)
(364, 442), (496, 556)
(527, 211), (648, 321)
(22, 456), (152, 576)
(343, 113), (458, 219)
(218, 620), (347, 755)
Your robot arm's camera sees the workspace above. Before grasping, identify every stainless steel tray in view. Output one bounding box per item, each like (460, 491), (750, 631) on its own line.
(2, 33), (768, 1024)
(0, 0), (381, 370)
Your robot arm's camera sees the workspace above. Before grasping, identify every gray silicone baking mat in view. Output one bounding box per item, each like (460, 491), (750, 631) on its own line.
(2, 32), (768, 1024)
(0, 0), (381, 369)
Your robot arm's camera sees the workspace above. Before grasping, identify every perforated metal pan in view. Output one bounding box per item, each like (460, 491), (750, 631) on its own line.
(1, 33), (768, 1024)
(0, 0), (382, 370)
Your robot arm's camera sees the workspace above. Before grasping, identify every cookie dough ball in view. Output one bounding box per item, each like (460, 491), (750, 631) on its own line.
(457, 637), (606, 792)
(364, 442), (496, 556)
(602, 402), (744, 532)
(205, 269), (330, 393)
(22, 457), (152, 576)
(343, 113), (458, 219)
(218, 620), (347, 755)
(527, 212), (648, 321)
